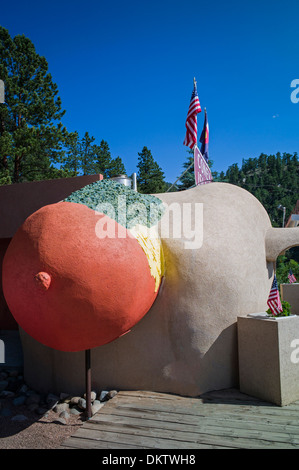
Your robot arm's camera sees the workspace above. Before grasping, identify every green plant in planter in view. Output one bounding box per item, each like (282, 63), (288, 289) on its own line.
(266, 300), (293, 317)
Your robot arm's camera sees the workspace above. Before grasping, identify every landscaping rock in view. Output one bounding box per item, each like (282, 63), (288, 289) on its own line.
(18, 384), (29, 394)
(99, 390), (109, 402)
(11, 414), (28, 422)
(107, 390), (118, 399)
(6, 379), (21, 392)
(9, 370), (19, 378)
(27, 403), (39, 412)
(36, 407), (48, 416)
(91, 400), (104, 415)
(70, 396), (81, 406)
(59, 410), (70, 420)
(78, 398), (86, 410)
(53, 402), (69, 414)
(0, 390), (15, 398)
(46, 393), (59, 408)
(84, 391), (96, 402)
(13, 395), (26, 406)
(25, 394), (41, 406)
(0, 407), (12, 417)
(69, 406), (81, 415)
(0, 371), (109, 424)
(0, 380), (8, 392)
(25, 389), (37, 396)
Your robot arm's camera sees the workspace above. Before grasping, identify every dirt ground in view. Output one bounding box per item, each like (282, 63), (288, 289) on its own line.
(0, 399), (84, 449)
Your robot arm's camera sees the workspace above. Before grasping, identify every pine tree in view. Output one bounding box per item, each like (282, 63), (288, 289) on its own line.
(137, 146), (166, 194)
(94, 140), (112, 178)
(0, 26), (66, 183)
(219, 152), (299, 227)
(80, 132), (96, 175)
(177, 152), (194, 190)
(109, 156), (126, 177)
(62, 131), (81, 175)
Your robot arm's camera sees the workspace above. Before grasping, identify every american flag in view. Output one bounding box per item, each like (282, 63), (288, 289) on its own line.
(267, 275), (283, 316)
(194, 146), (212, 185)
(183, 79), (201, 150)
(288, 269), (297, 283)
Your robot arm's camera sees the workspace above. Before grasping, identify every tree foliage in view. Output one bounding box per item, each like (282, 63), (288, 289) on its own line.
(218, 152), (299, 227)
(137, 146), (166, 194)
(61, 133), (127, 178)
(0, 26), (68, 183)
(0, 27), (128, 184)
(276, 255), (299, 287)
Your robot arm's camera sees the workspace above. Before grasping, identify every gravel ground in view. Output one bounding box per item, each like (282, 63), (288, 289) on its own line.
(0, 366), (118, 449)
(0, 397), (85, 449)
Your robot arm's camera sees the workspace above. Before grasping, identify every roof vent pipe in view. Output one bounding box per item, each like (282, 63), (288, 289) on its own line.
(110, 174), (132, 188)
(132, 173), (137, 192)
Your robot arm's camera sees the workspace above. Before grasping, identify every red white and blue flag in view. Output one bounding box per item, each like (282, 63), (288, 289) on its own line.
(288, 269), (297, 283)
(267, 275), (283, 316)
(183, 79), (201, 150)
(199, 108), (209, 163)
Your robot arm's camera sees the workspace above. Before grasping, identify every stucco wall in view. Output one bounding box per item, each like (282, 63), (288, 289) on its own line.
(5, 182), (299, 397)
(281, 283), (299, 315)
(0, 174), (103, 239)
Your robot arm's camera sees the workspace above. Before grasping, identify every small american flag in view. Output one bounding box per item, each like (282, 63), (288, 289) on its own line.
(183, 79), (202, 150)
(288, 269), (297, 283)
(267, 275), (283, 316)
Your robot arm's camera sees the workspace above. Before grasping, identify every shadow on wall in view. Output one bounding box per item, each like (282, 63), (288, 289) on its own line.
(199, 324), (240, 393)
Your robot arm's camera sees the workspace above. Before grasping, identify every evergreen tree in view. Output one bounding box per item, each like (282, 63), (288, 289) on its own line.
(62, 131), (81, 175)
(177, 152), (194, 190)
(219, 152), (299, 227)
(80, 131), (96, 175)
(94, 140), (112, 178)
(137, 146), (166, 194)
(0, 26), (66, 183)
(109, 156), (126, 177)
(276, 255), (299, 287)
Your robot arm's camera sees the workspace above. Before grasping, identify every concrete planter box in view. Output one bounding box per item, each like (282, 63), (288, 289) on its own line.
(238, 315), (299, 406)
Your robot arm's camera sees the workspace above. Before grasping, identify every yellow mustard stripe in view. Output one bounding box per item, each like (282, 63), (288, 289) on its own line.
(129, 224), (164, 292)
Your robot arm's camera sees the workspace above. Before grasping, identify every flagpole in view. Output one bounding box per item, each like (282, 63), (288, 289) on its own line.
(192, 78), (198, 184)
(85, 349), (92, 419)
(166, 160), (194, 192)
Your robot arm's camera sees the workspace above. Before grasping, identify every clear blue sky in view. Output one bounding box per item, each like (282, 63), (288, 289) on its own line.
(1, 0), (299, 183)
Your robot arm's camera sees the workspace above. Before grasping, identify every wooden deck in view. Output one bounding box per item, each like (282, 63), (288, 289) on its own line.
(60, 389), (299, 449)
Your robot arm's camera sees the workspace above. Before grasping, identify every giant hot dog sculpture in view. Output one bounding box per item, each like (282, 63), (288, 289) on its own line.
(2, 180), (164, 352)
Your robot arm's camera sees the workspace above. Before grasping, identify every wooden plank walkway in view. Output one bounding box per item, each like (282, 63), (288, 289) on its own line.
(60, 389), (299, 449)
